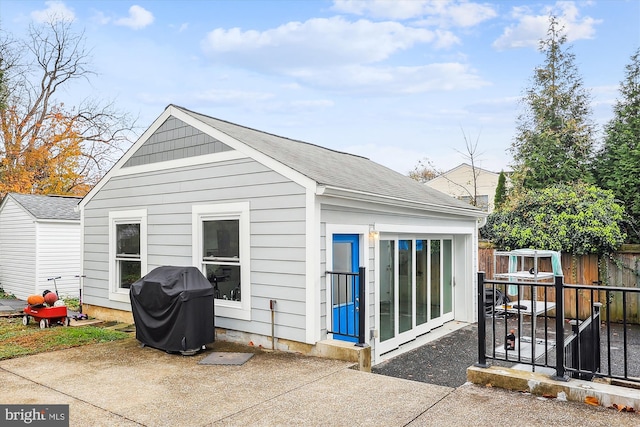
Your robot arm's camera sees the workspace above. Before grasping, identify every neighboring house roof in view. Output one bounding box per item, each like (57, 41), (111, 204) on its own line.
(3, 193), (81, 221)
(81, 105), (485, 217)
(428, 163), (505, 182)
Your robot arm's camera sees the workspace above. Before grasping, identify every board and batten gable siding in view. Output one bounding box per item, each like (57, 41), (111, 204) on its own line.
(83, 153), (309, 342)
(0, 197), (36, 299)
(36, 221), (81, 298)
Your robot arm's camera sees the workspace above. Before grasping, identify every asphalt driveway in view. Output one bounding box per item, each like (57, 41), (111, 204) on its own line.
(373, 324), (479, 388)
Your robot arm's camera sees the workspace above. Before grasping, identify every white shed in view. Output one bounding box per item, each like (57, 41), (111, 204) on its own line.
(0, 193), (82, 300)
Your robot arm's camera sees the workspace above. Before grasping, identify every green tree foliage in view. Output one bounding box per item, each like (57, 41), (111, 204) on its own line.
(594, 48), (640, 243)
(493, 171), (507, 211)
(510, 16), (595, 190)
(481, 183), (625, 255)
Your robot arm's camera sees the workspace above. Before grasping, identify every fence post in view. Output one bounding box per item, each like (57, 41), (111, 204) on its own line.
(552, 275), (568, 381)
(593, 302), (602, 377)
(355, 267), (367, 347)
(475, 271), (488, 368)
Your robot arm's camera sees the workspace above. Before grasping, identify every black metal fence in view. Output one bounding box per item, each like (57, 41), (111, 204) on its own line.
(478, 272), (640, 384)
(564, 302), (601, 380)
(327, 267), (366, 346)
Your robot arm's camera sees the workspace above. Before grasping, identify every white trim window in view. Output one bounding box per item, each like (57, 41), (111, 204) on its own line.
(193, 202), (250, 320)
(109, 210), (147, 302)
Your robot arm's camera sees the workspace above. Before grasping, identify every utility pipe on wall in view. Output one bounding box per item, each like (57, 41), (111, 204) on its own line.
(270, 299), (277, 350)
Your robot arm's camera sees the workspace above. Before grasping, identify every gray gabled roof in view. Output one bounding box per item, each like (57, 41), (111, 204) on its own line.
(6, 193), (81, 221)
(175, 105), (481, 215)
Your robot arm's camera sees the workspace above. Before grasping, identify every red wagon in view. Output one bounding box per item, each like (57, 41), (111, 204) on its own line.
(23, 305), (69, 328)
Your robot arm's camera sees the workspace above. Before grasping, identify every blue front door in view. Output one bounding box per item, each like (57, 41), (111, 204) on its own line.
(332, 234), (360, 342)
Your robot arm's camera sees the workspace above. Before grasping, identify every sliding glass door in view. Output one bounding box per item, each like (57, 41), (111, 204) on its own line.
(378, 236), (454, 354)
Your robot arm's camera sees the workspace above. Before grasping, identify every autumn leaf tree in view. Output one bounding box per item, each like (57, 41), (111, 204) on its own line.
(0, 19), (135, 198)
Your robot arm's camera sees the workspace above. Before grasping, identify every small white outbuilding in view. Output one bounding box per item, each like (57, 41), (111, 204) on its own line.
(0, 193), (82, 300)
(77, 105), (487, 365)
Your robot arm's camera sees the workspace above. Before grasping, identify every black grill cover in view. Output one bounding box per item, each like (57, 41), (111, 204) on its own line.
(130, 266), (215, 353)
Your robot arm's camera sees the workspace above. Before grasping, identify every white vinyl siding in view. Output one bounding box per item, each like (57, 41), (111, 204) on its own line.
(0, 198), (36, 299)
(36, 222), (81, 298)
(0, 198), (81, 300)
(83, 155), (308, 342)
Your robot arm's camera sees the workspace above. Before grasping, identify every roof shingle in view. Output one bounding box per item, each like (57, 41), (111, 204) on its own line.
(7, 193), (81, 221)
(176, 105), (479, 213)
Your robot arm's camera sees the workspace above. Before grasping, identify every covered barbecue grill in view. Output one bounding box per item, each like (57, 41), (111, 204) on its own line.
(130, 266), (214, 354)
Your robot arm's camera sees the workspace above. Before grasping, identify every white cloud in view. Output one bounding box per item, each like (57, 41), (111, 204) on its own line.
(446, 1), (498, 27)
(169, 22), (190, 33)
(202, 16), (438, 70)
(433, 29), (461, 49)
(493, 1), (601, 50)
(31, 1), (75, 23)
(332, 0), (497, 27)
(200, 15), (486, 95)
(290, 99), (335, 109)
(284, 62), (489, 94)
(90, 10), (111, 25)
(193, 89), (274, 103)
(332, 0), (434, 20)
(114, 5), (154, 30)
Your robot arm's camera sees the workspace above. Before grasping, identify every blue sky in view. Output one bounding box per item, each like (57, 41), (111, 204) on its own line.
(1, 1), (639, 175)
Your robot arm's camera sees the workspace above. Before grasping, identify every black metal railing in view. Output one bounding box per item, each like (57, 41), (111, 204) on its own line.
(327, 267), (366, 346)
(564, 302), (601, 380)
(477, 272), (640, 384)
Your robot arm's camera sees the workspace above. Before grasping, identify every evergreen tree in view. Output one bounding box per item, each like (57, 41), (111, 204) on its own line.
(510, 16), (595, 190)
(594, 48), (640, 243)
(493, 171), (507, 211)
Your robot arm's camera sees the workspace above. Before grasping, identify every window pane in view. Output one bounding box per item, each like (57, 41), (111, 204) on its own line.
(430, 240), (441, 320)
(379, 240), (395, 342)
(416, 240), (428, 326)
(332, 242), (353, 303)
(117, 223), (140, 255)
(203, 220), (239, 258)
(399, 240), (413, 334)
(205, 264), (241, 301)
(119, 260), (140, 289)
(443, 240), (453, 314)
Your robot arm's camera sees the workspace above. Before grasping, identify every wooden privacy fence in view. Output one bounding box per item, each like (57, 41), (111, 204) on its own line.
(479, 247), (640, 323)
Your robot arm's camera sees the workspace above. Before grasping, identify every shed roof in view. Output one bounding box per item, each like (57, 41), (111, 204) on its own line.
(6, 193), (81, 221)
(176, 105), (479, 214)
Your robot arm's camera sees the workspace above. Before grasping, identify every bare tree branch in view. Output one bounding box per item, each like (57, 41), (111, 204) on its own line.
(0, 20), (137, 197)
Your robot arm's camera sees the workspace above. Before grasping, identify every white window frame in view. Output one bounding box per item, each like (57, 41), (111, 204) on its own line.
(192, 202), (250, 320)
(109, 209), (147, 303)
